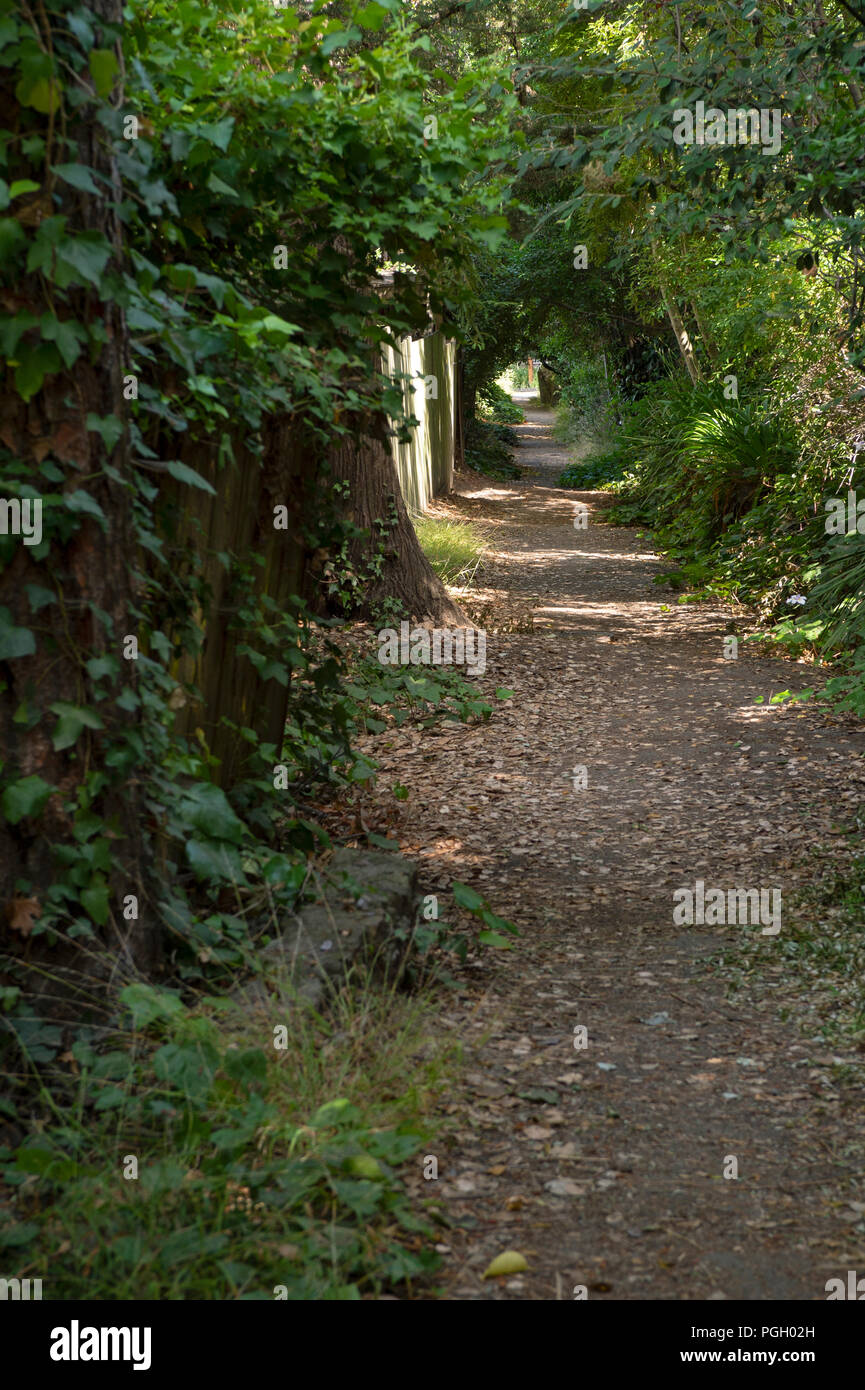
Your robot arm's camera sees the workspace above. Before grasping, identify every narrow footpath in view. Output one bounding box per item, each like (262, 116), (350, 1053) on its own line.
(367, 404), (865, 1300)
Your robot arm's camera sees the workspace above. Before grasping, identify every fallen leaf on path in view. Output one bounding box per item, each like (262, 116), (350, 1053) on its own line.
(482, 1250), (528, 1279)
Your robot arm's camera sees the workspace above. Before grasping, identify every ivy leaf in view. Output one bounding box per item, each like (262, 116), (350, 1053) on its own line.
(165, 460), (216, 494)
(64, 490), (108, 526)
(0, 311), (39, 357)
(180, 783), (244, 843)
(85, 413), (124, 452)
(67, 13), (95, 47)
(86, 655), (120, 681)
(0, 19), (20, 53)
(0, 179), (40, 211)
(186, 839), (245, 882)
(16, 76), (62, 115)
(206, 172), (239, 199)
(52, 163), (101, 195)
(88, 49), (119, 98)
(56, 232), (111, 289)
(0, 218), (25, 261)
(81, 874), (110, 926)
(49, 701), (104, 751)
(1, 775), (53, 824)
(25, 584), (56, 613)
(0, 606), (36, 660)
(14, 344), (61, 402)
(40, 314), (87, 369)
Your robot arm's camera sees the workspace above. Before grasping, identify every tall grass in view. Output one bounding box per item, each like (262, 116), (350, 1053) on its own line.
(1, 968), (456, 1300)
(414, 516), (489, 587)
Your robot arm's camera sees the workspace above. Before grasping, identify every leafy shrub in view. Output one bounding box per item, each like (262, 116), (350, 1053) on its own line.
(0, 982), (449, 1300)
(553, 358), (620, 451)
(558, 451), (627, 489)
(464, 417), (521, 479)
(477, 380), (525, 424)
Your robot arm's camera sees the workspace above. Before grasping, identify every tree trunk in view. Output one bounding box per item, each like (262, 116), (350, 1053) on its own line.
(0, 3), (160, 1017)
(537, 366), (559, 405)
(316, 412), (465, 625)
(652, 243), (703, 384)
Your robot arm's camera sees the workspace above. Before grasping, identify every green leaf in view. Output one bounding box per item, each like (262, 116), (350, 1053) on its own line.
(89, 49), (119, 97)
(14, 344), (60, 402)
(257, 314), (300, 337)
(0, 311), (39, 357)
(15, 1147), (80, 1181)
(223, 1048), (268, 1089)
(0, 218), (25, 261)
(49, 701), (104, 751)
(85, 412), (124, 452)
(199, 117), (235, 151)
(357, 3), (389, 31)
(0, 606), (36, 660)
(477, 930), (513, 949)
(0, 19), (20, 53)
(52, 164), (101, 195)
(25, 584), (56, 613)
(56, 232), (111, 289)
(16, 76), (62, 115)
(180, 783), (245, 844)
(65, 490), (108, 526)
(206, 172), (239, 199)
(451, 880), (484, 911)
(186, 838), (244, 881)
(165, 459), (216, 494)
(86, 654), (120, 681)
(9, 179), (40, 200)
(0, 1222), (40, 1248)
(1, 775), (52, 824)
(321, 27), (363, 55)
(120, 983), (186, 1031)
(93, 1086), (127, 1111)
(81, 874), (109, 926)
(40, 314), (86, 368)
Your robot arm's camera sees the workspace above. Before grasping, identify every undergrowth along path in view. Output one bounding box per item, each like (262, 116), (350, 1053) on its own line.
(370, 404), (865, 1300)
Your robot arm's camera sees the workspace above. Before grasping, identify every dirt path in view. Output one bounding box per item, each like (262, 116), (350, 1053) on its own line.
(368, 405), (865, 1300)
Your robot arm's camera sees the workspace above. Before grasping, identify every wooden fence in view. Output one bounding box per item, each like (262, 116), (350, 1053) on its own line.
(381, 330), (456, 513)
(155, 331), (457, 789)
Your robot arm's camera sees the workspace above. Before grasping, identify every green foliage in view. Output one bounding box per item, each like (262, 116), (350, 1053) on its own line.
(0, 981), (454, 1299)
(465, 417), (521, 479)
(477, 380), (525, 424)
(0, 0), (518, 977)
(393, 880), (519, 987)
(558, 451), (626, 489)
(718, 819), (865, 1050)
